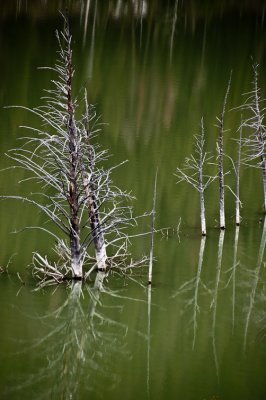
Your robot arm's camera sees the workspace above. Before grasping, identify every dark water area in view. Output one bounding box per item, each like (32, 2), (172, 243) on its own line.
(0, 1), (266, 399)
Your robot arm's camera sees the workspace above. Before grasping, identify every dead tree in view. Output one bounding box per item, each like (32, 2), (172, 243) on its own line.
(175, 118), (216, 236)
(241, 62), (266, 212)
(1, 15), (142, 282)
(235, 124), (242, 225)
(231, 121), (243, 226)
(215, 71), (232, 229)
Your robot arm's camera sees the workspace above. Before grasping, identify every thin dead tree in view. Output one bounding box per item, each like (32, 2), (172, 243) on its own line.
(175, 118), (217, 236)
(240, 62), (266, 212)
(1, 15), (144, 283)
(235, 122), (242, 226)
(226, 121), (243, 226)
(215, 71), (232, 229)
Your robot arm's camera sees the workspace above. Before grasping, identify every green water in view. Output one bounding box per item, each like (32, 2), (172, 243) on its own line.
(0, 1), (266, 399)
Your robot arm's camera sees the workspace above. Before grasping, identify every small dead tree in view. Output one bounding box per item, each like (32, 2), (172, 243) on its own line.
(175, 118), (216, 236)
(241, 62), (266, 212)
(1, 15), (143, 282)
(232, 121), (243, 226)
(215, 71), (232, 229)
(235, 124), (242, 225)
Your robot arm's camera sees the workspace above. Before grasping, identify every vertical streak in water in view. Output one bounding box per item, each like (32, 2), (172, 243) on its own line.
(192, 236), (206, 349)
(16, 0), (22, 17)
(200, 18), (207, 70)
(169, 0), (179, 63)
(83, 0), (91, 45)
(139, 0), (144, 48)
(232, 226), (240, 331)
(211, 229), (225, 380)
(147, 285), (152, 399)
(88, 0), (97, 78)
(243, 217), (266, 351)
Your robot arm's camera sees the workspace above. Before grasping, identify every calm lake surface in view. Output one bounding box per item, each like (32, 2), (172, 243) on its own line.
(0, 1), (266, 399)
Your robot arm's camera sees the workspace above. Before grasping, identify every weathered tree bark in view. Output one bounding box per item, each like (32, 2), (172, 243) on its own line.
(81, 95), (108, 272)
(83, 172), (108, 271)
(199, 188), (206, 236)
(217, 72), (232, 230)
(65, 19), (107, 275)
(65, 23), (82, 278)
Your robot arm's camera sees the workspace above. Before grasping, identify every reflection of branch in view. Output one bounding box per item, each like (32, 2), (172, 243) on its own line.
(244, 217), (266, 351)
(7, 276), (133, 399)
(223, 225), (240, 332)
(211, 230), (225, 380)
(147, 285), (152, 399)
(232, 226), (239, 331)
(172, 236), (207, 349)
(192, 236), (206, 349)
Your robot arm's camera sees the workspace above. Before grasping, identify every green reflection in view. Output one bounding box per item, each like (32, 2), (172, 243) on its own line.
(2, 274), (137, 399)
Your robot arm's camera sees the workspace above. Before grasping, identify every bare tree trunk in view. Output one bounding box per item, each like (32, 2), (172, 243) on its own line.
(199, 188), (206, 236)
(217, 71), (232, 230)
(261, 154), (266, 212)
(66, 18), (107, 275)
(65, 23), (82, 278)
(218, 132), (225, 229)
(82, 96), (108, 272)
(198, 128), (206, 236)
(86, 179), (108, 271)
(236, 124), (242, 225)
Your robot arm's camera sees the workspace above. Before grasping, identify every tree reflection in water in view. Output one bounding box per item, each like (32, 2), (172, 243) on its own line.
(7, 272), (136, 399)
(171, 222), (266, 382)
(172, 235), (207, 349)
(244, 217), (266, 351)
(211, 229), (225, 379)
